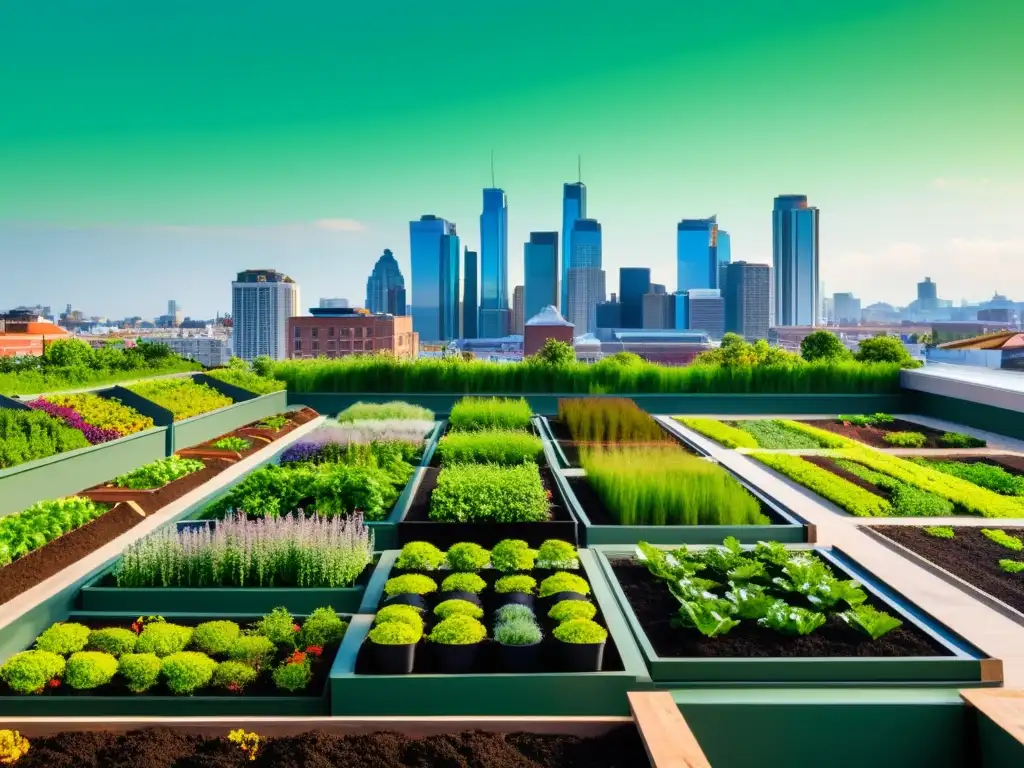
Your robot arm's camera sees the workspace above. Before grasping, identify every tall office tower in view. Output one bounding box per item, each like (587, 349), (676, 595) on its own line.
(677, 216), (722, 293)
(560, 181), (587, 310)
(566, 267), (606, 335)
(686, 288), (725, 339)
(479, 188), (509, 337)
(833, 292), (862, 325)
(231, 269), (300, 361)
(365, 248), (407, 315)
(773, 194), (820, 326)
(724, 262), (771, 341)
(717, 229), (732, 293)
(651, 283), (666, 295)
(642, 292), (673, 329)
(409, 215), (460, 342)
(524, 232), (559, 323)
(462, 248), (479, 339)
(512, 285), (525, 335)
(595, 299), (621, 329)
(918, 277), (938, 312)
(619, 267), (651, 328)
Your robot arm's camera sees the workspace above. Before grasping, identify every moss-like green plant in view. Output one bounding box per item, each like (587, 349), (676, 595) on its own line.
(118, 653), (162, 693)
(495, 603), (535, 623)
(494, 575), (537, 595)
(434, 599), (485, 620)
(548, 600), (598, 623)
(431, 464), (550, 523)
(923, 526), (955, 539)
(939, 432), (986, 449)
(981, 528), (1024, 551)
(272, 658), (312, 692)
(883, 431), (927, 448)
(64, 651), (118, 690)
(299, 607), (348, 647)
(394, 541), (446, 570)
(383, 574), (438, 598)
(445, 542), (491, 571)
(552, 619), (608, 644)
(999, 560), (1024, 574)
(0, 650), (65, 695)
(440, 572), (487, 594)
(493, 616), (542, 646)
(34, 622), (91, 655)
(161, 651), (217, 695)
(192, 621), (241, 656)
(87, 627), (138, 657)
(252, 607), (298, 646)
(538, 572), (590, 598)
(212, 660), (260, 692)
(136, 623), (193, 657)
(227, 635), (277, 668)
(368, 621), (423, 644)
(676, 417), (760, 449)
(374, 604), (425, 631)
(536, 540), (579, 570)
(491, 539), (537, 572)
(427, 615), (487, 645)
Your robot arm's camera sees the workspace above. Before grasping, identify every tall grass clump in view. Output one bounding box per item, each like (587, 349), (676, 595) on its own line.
(557, 398), (669, 444)
(448, 397), (533, 431)
(437, 429), (543, 465)
(337, 401), (435, 422)
(581, 447), (768, 526)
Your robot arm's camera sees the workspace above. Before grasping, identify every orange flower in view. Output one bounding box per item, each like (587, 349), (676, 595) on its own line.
(304, 645), (323, 657)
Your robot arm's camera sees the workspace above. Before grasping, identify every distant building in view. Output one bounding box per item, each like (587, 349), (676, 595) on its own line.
(409, 215), (460, 342)
(365, 249), (407, 316)
(642, 292), (674, 330)
(566, 267), (606, 335)
(677, 216), (724, 293)
(0, 312), (69, 357)
(918, 277), (938, 308)
(140, 335), (231, 368)
(524, 305), (575, 357)
(480, 188), (509, 337)
(462, 248), (479, 339)
(724, 262), (771, 341)
(167, 300), (182, 327)
(595, 300), (622, 330)
(685, 289), (725, 339)
(512, 285), (525, 335)
(582, 328), (713, 365)
(524, 232), (559, 323)
(288, 306), (418, 360)
(928, 330), (1024, 370)
(619, 267), (651, 329)
(833, 292), (862, 325)
(231, 269), (300, 361)
(560, 182), (587, 310)
(773, 195), (819, 326)
(319, 298), (350, 309)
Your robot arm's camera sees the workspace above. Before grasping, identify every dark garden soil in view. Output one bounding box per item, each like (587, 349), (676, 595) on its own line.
(802, 456), (890, 500)
(917, 454), (1024, 475)
(803, 418), (951, 449)
(187, 407), (319, 459)
(546, 419), (697, 468)
(608, 558), (950, 658)
(871, 526), (1024, 615)
(15, 725), (647, 768)
(400, 467), (578, 548)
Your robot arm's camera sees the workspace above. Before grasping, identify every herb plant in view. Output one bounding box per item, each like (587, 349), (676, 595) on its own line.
(552, 619), (608, 644)
(118, 653), (162, 693)
(448, 397), (532, 432)
(161, 652), (217, 694)
(495, 604), (535, 623)
(916, 459), (1024, 497)
(536, 540), (579, 569)
(299, 607), (348, 647)
(494, 575), (537, 595)
(939, 432), (986, 449)
(192, 621), (242, 656)
(34, 622), (90, 655)
(205, 367), (286, 394)
(43, 393), (155, 436)
(64, 651), (119, 690)
(548, 600), (597, 622)
(676, 418), (758, 449)
(999, 560), (1024, 574)
(0, 496), (110, 568)
(838, 604), (904, 640)
(272, 656), (312, 692)
(494, 616), (542, 646)
(445, 542), (490, 571)
(437, 429), (543, 466)
(750, 453), (894, 517)
(0, 650), (65, 694)
(111, 455), (205, 489)
(253, 608), (298, 646)
(491, 539), (537, 572)
(394, 541), (445, 570)
(430, 463), (550, 523)
(136, 623), (193, 657)
(212, 660), (259, 692)
(434, 599), (485, 620)
(538, 572), (590, 598)
(427, 616), (487, 645)
(558, 398), (671, 444)
(384, 574), (438, 598)
(440, 572), (487, 594)
(212, 436), (252, 452)
(87, 628), (138, 656)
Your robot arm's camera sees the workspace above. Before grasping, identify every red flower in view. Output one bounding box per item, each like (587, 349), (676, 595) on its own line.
(304, 645), (323, 657)
(292, 624), (301, 633)
(131, 622), (142, 634)
(227, 682), (242, 693)
(287, 651), (307, 665)
(47, 678), (61, 688)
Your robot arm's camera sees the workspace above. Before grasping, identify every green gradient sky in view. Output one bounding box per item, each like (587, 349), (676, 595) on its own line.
(1, 0), (1022, 317)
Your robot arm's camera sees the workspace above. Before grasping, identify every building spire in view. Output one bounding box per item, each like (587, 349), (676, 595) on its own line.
(577, 154), (582, 183)
(490, 149), (495, 188)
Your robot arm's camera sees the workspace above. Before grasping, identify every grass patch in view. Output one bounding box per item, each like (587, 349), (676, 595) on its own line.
(676, 418), (758, 449)
(734, 420), (822, 450)
(915, 459), (1024, 497)
(834, 458), (954, 517)
(436, 429), (543, 466)
(448, 397), (532, 432)
(883, 431), (927, 448)
(557, 398), (669, 443)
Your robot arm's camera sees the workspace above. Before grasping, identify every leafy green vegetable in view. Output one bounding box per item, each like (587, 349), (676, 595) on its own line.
(838, 604), (903, 640)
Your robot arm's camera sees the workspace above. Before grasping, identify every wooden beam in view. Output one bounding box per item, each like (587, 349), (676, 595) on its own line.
(629, 691), (712, 768)
(961, 688), (1024, 747)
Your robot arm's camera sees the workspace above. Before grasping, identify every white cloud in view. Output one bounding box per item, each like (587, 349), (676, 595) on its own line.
(931, 177), (991, 191)
(314, 218), (365, 232)
(949, 238), (1024, 255)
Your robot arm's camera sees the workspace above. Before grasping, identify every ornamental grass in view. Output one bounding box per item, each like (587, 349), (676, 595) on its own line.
(336, 401), (435, 422)
(557, 397), (670, 444)
(436, 429), (543, 465)
(448, 397), (533, 432)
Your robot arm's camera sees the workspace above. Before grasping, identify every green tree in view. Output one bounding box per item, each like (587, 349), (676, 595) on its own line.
(855, 335), (917, 366)
(800, 330), (851, 362)
(41, 338), (94, 368)
(532, 339), (575, 366)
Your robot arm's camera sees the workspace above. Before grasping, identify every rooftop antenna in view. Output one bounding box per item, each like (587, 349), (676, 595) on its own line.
(490, 149), (495, 188)
(577, 154), (582, 183)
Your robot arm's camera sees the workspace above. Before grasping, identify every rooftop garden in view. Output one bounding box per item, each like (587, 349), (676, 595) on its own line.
(204, 359), (286, 394)
(125, 379), (234, 421)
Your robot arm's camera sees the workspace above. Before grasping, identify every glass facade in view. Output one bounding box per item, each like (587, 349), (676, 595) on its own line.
(619, 267), (651, 328)
(365, 249), (406, 315)
(441, 230), (461, 341)
(560, 182), (587, 311)
(409, 215), (459, 342)
(480, 188), (508, 315)
(724, 261), (771, 340)
(523, 231), (559, 323)
(571, 218), (602, 268)
(772, 195), (819, 326)
(463, 248), (478, 339)
(676, 216), (719, 293)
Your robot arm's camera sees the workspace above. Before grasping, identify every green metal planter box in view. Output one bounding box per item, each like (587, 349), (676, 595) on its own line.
(590, 544), (1001, 688)
(168, 376), (288, 452)
(328, 549), (652, 717)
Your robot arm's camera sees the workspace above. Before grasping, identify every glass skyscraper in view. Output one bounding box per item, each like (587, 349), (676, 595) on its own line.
(560, 182), (587, 311)
(462, 248), (478, 339)
(676, 216), (721, 293)
(409, 215), (460, 342)
(619, 267), (651, 328)
(523, 231), (559, 323)
(565, 219), (604, 334)
(479, 188), (509, 338)
(364, 249), (407, 315)
(772, 195), (819, 326)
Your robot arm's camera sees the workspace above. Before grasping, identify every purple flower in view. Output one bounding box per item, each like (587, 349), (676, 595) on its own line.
(27, 399), (122, 445)
(280, 441), (325, 464)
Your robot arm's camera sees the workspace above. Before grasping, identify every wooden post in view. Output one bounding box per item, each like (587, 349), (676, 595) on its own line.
(628, 691), (712, 768)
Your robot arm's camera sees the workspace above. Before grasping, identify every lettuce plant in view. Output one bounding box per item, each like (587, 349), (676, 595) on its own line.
(674, 597), (740, 638)
(724, 583), (776, 620)
(758, 602), (826, 636)
(838, 604), (903, 640)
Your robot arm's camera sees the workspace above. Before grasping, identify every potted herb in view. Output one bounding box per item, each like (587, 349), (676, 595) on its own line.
(491, 539), (537, 572)
(552, 618), (608, 672)
(538, 572), (590, 604)
(426, 615), (487, 674)
(438, 572), (486, 606)
(394, 541), (446, 571)
(383, 574), (438, 610)
(494, 575), (538, 610)
(493, 615), (543, 673)
(434, 599), (485, 621)
(536, 540), (579, 570)
(367, 620), (423, 675)
(548, 599), (597, 623)
(445, 542), (490, 572)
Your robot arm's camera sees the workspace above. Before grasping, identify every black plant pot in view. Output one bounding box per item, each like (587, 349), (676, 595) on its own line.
(496, 591), (535, 611)
(556, 639), (606, 672)
(496, 640), (541, 673)
(370, 640), (417, 675)
(544, 591), (588, 605)
(385, 593), (429, 611)
(430, 641), (481, 674)
(437, 590), (483, 607)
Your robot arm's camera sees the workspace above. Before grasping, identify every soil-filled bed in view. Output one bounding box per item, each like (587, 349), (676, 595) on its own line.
(802, 418), (953, 449)
(608, 557), (950, 658)
(871, 526), (1024, 614)
(917, 454), (1024, 475)
(13, 725), (646, 768)
(802, 456), (890, 499)
(546, 419), (697, 468)
(400, 467), (577, 548)
(185, 407), (319, 459)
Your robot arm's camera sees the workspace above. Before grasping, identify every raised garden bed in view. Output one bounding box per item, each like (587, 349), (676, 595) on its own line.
(802, 417), (976, 450)
(544, 417), (701, 468)
(591, 543), (1000, 686)
(176, 407), (318, 461)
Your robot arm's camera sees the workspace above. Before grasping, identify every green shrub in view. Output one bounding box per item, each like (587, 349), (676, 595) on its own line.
(493, 616), (542, 646)
(491, 539), (537, 572)
(394, 541), (446, 570)
(212, 436), (252, 452)
(192, 621), (242, 656)
(539, 572), (590, 598)
(434, 599), (485, 620)
(448, 397), (532, 431)
(298, 607), (348, 648)
(272, 658), (312, 692)
(923, 526), (955, 539)
(384, 574), (438, 598)
(495, 575), (537, 595)
(981, 529), (1024, 551)
(939, 431), (986, 448)
(34, 623), (91, 655)
(917, 459), (1024, 497)
(750, 453), (894, 517)
(437, 429), (543, 466)
(0, 496), (110, 568)
(253, 608), (298, 646)
(337, 401), (435, 422)
(87, 628), (138, 657)
(552, 619), (608, 644)
(427, 616), (487, 645)
(548, 600), (598, 622)
(118, 653), (162, 693)
(675, 418), (758, 449)
(0, 409), (90, 469)
(495, 604), (535, 623)
(536, 540), (579, 569)
(430, 463), (550, 523)
(883, 431), (927, 448)
(374, 605), (424, 631)
(161, 651), (217, 695)
(111, 455), (205, 489)
(64, 651), (118, 690)
(205, 367), (285, 394)
(0, 650), (65, 694)
(212, 660), (260, 691)
(999, 560), (1024, 574)
(368, 621), (422, 644)
(440, 572), (487, 594)
(136, 623), (193, 657)
(227, 636), (276, 668)
(445, 542), (491, 571)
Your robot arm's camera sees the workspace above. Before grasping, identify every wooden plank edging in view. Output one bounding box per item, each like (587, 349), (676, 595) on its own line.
(961, 688), (1024, 748)
(629, 691), (712, 768)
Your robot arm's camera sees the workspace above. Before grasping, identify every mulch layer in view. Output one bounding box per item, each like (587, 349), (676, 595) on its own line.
(14, 725), (646, 768)
(546, 419), (697, 468)
(871, 526), (1024, 615)
(0, 408), (319, 608)
(803, 418), (951, 449)
(608, 557), (950, 658)
(802, 455), (890, 500)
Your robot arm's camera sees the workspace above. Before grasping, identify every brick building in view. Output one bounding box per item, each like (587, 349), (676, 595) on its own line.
(287, 307), (418, 359)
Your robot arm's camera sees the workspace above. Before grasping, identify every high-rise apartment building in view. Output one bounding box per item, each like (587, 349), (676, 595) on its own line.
(560, 182), (587, 310)
(231, 269), (300, 361)
(619, 267), (651, 328)
(365, 249), (407, 316)
(462, 248), (478, 339)
(724, 262), (771, 340)
(479, 188), (509, 338)
(918, 277), (939, 312)
(566, 267), (605, 335)
(833, 292), (862, 325)
(512, 285), (525, 335)
(685, 289), (725, 339)
(409, 215), (460, 342)
(773, 195), (820, 326)
(524, 232), (559, 323)
(642, 292), (674, 330)
(677, 216), (723, 293)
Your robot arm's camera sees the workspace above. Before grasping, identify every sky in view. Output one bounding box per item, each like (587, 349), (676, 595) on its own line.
(1, 0), (1022, 319)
